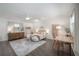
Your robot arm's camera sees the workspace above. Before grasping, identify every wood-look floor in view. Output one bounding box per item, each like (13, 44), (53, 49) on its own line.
(27, 39), (75, 56)
(0, 39), (75, 56)
(0, 41), (16, 56)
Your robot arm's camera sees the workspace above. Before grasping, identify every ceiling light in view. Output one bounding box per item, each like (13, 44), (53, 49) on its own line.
(25, 17), (30, 20)
(34, 19), (39, 22)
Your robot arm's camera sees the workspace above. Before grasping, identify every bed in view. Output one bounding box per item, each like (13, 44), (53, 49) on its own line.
(30, 31), (47, 42)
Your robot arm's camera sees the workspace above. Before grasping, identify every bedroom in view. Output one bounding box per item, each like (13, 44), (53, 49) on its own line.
(0, 3), (76, 56)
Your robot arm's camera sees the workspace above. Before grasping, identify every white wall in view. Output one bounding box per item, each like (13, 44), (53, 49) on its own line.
(24, 17), (69, 39)
(0, 17), (26, 41)
(41, 17), (70, 39)
(0, 16), (70, 41)
(0, 18), (8, 41)
(73, 4), (79, 55)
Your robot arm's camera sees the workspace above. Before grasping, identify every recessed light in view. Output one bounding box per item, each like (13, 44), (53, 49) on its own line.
(25, 17), (30, 20)
(34, 19), (39, 22)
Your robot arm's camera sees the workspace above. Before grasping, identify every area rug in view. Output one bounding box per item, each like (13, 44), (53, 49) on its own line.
(9, 38), (46, 56)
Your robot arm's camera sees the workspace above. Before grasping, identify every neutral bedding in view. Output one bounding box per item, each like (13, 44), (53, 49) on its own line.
(30, 32), (47, 41)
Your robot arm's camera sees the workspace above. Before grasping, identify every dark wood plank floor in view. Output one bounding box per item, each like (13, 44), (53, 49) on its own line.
(0, 39), (75, 56)
(27, 39), (75, 56)
(0, 41), (16, 56)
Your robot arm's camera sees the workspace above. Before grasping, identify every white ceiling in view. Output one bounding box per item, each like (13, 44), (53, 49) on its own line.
(0, 3), (75, 21)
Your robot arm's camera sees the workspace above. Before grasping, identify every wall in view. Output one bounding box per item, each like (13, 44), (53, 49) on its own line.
(73, 4), (79, 55)
(41, 17), (70, 39)
(0, 16), (70, 41)
(0, 18), (8, 41)
(24, 17), (70, 39)
(0, 17), (26, 41)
